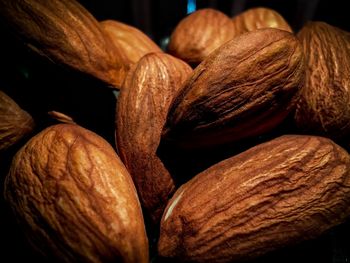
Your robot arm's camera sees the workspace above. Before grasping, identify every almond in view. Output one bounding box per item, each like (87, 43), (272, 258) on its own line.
(0, 0), (127, 87)
(232, 7), (292, 36)
(116, 52), (192, 223)
(167, 8), (234, 66)
(159, 135), (350, 263)
(162, 28), (304, 150)
(100, 20), (162, 65)
(295, 22), (350, 140)
(4, 124), (148, 263)
(0, 90), (34, 152)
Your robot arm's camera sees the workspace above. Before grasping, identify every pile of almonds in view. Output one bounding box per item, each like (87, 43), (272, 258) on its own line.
(1, 1), (350, 263)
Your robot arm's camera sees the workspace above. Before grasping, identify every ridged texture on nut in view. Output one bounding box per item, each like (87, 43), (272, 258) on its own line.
(116, 53), (192, 223)
(159, 135), (350, 263)
(163, 28), (304, 150)
(4, 124), (149, 263)
(0, 90), (35, 152)
(295, 22), (350, 140)
(168, 8), (234, 66)
(101, 20), (162, 65)
(232, 7), (292, 36)
(0, 0), (128, 87)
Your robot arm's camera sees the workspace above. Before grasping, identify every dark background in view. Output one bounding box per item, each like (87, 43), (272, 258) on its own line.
(1, 0), (350, 263)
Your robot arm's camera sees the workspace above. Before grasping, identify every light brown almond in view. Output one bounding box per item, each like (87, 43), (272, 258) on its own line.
(168, 8), (234, 66)
(5, 124), (149, 263)
(116, 52), (192, 223)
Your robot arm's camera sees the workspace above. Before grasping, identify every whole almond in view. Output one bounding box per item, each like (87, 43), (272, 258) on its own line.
(232, 7), (292, 36)
(101, 20), (162, 65)
(4, 124), (148, 263)
(159, 135), (350, 263)
(116, 52), (192, 223)
(0, 90), (35, 152)
(162, 28), (304, 150)
(168, 8), (234, 66)
(295, 22), (350, 140)
(0, 0), (127, 88)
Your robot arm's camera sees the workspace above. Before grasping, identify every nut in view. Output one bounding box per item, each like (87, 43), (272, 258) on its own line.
(0, 0), (127, 87)
(295, 21), (350, 140)
(162, 28), (304, 150)
(0, 90), (35, 152)
(232, 7), (293, 36)
(100, 20), (163, 65)
(158, 135), (350, 263)
(167, 8), (234, 66)
(115, 52), (192, 223)
(4, 124), (148, 263)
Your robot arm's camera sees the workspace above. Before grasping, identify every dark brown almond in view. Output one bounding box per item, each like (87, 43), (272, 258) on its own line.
(162, 28), (304, 150)
(159, 135), (350, 263)
(295, 22), (350, 140)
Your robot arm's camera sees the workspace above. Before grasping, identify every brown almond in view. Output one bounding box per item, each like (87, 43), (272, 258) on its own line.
(100, 20), (162, 65)
(0, 90), (35, 152)
(295, 22), (350, 140)
(0, 0), (127, 88)
(162, 28), (304, 150)
(232, 7), (292, 36)
(159, 135), (350, 263)
(168, 8), (234, 66)
(4, 124), (148, 263)
(115, 52), (192, 223)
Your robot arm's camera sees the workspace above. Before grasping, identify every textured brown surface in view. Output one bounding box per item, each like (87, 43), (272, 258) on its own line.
(295, 22), (350, 140)
(232, 7), (293, 37)
(48, 111), (76, 124)
(101, 20), (162, 65)
(4, 124), (148, 263)
(162, 28), (305, 150)
(0, 90), (35, 152)
(116, 52), (192, 223)
(0, 0), (127, 87)
(158, 135), (350, 263)
(168, 8), (234, 66)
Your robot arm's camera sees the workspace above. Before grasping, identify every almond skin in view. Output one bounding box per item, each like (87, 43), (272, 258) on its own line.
(158, 135), (350, 263)
(232, 7), (292, 36)
(162, 28), (305, 150)
(0, 90), (35, 152)
(100, 20), (162, 65)
(116, 52), (192, 223)
(168, 8), (234, 66)
(295, 22), (350, 140)
(0, 0), (127, 87)
(4, 124), (148, 263)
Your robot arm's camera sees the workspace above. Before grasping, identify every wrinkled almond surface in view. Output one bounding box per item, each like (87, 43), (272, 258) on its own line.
(163, 28), (304, 150)
(295, 22), (350, 140)
(168, 8), (234, 66)
(116, 52), (192, 223)
(101, 20), (162, 65)
(5, 124), (148, 263)
(159, 135), (350, 263)
(0, 0), (127, 87)
(0, 90), (34, 152)
(232, 7), (292, 36)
